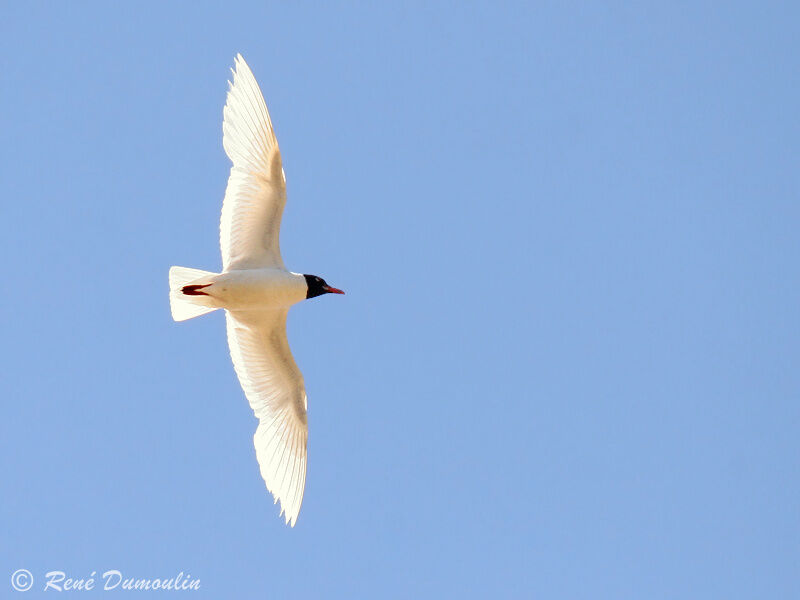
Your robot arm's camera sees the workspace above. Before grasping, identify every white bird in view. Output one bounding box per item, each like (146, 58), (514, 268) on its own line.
(168, 54), (344, 527)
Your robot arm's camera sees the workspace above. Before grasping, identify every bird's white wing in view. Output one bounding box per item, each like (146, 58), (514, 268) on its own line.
(226, 308), (308, 526)
(220, 54), (287, 271)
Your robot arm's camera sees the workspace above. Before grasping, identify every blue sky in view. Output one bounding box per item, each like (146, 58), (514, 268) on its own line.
(1, 2), (798, 598)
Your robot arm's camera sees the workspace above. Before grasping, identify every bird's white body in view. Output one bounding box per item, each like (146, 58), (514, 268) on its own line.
(185, 269), (307, 311)
(167, 55), (340, 527)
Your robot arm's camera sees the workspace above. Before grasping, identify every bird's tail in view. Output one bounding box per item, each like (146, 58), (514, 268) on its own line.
(168, 266), (219, 322)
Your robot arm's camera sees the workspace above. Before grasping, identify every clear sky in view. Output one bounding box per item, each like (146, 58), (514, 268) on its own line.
(1, 2), (798, 598)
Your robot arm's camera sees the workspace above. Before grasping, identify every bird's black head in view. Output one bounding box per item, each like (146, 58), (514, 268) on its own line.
(304, 274), (345, 299)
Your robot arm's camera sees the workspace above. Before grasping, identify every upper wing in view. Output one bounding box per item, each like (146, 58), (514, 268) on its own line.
(226, 308), (308, 526)
(220, 54), (287, 271)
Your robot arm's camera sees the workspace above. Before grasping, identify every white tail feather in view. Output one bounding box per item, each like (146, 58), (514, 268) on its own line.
(169, 266), (219, 321)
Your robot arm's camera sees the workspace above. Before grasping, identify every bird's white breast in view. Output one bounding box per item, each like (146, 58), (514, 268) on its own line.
(204, 269), (306, 310)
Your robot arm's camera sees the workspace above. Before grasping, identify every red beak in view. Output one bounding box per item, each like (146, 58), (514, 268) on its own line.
(324, 285), (345, 295)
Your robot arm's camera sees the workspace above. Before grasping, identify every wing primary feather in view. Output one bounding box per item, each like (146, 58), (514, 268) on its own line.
(288, 437), (305, 525)
(266, 418), (292, 484)
(276, 425), (297, 500)
(283, 431), (300, 518)
(228, 59), (273, 169)
(235, 54), (275, 150)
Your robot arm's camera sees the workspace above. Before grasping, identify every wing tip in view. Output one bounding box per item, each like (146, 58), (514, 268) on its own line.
(227, 53), (248, 88)
(272, 487), (300, 527)
(233, 53), (251, 78)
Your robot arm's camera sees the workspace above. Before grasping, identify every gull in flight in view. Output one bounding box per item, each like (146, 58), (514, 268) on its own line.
(168, 54), (344, 526)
